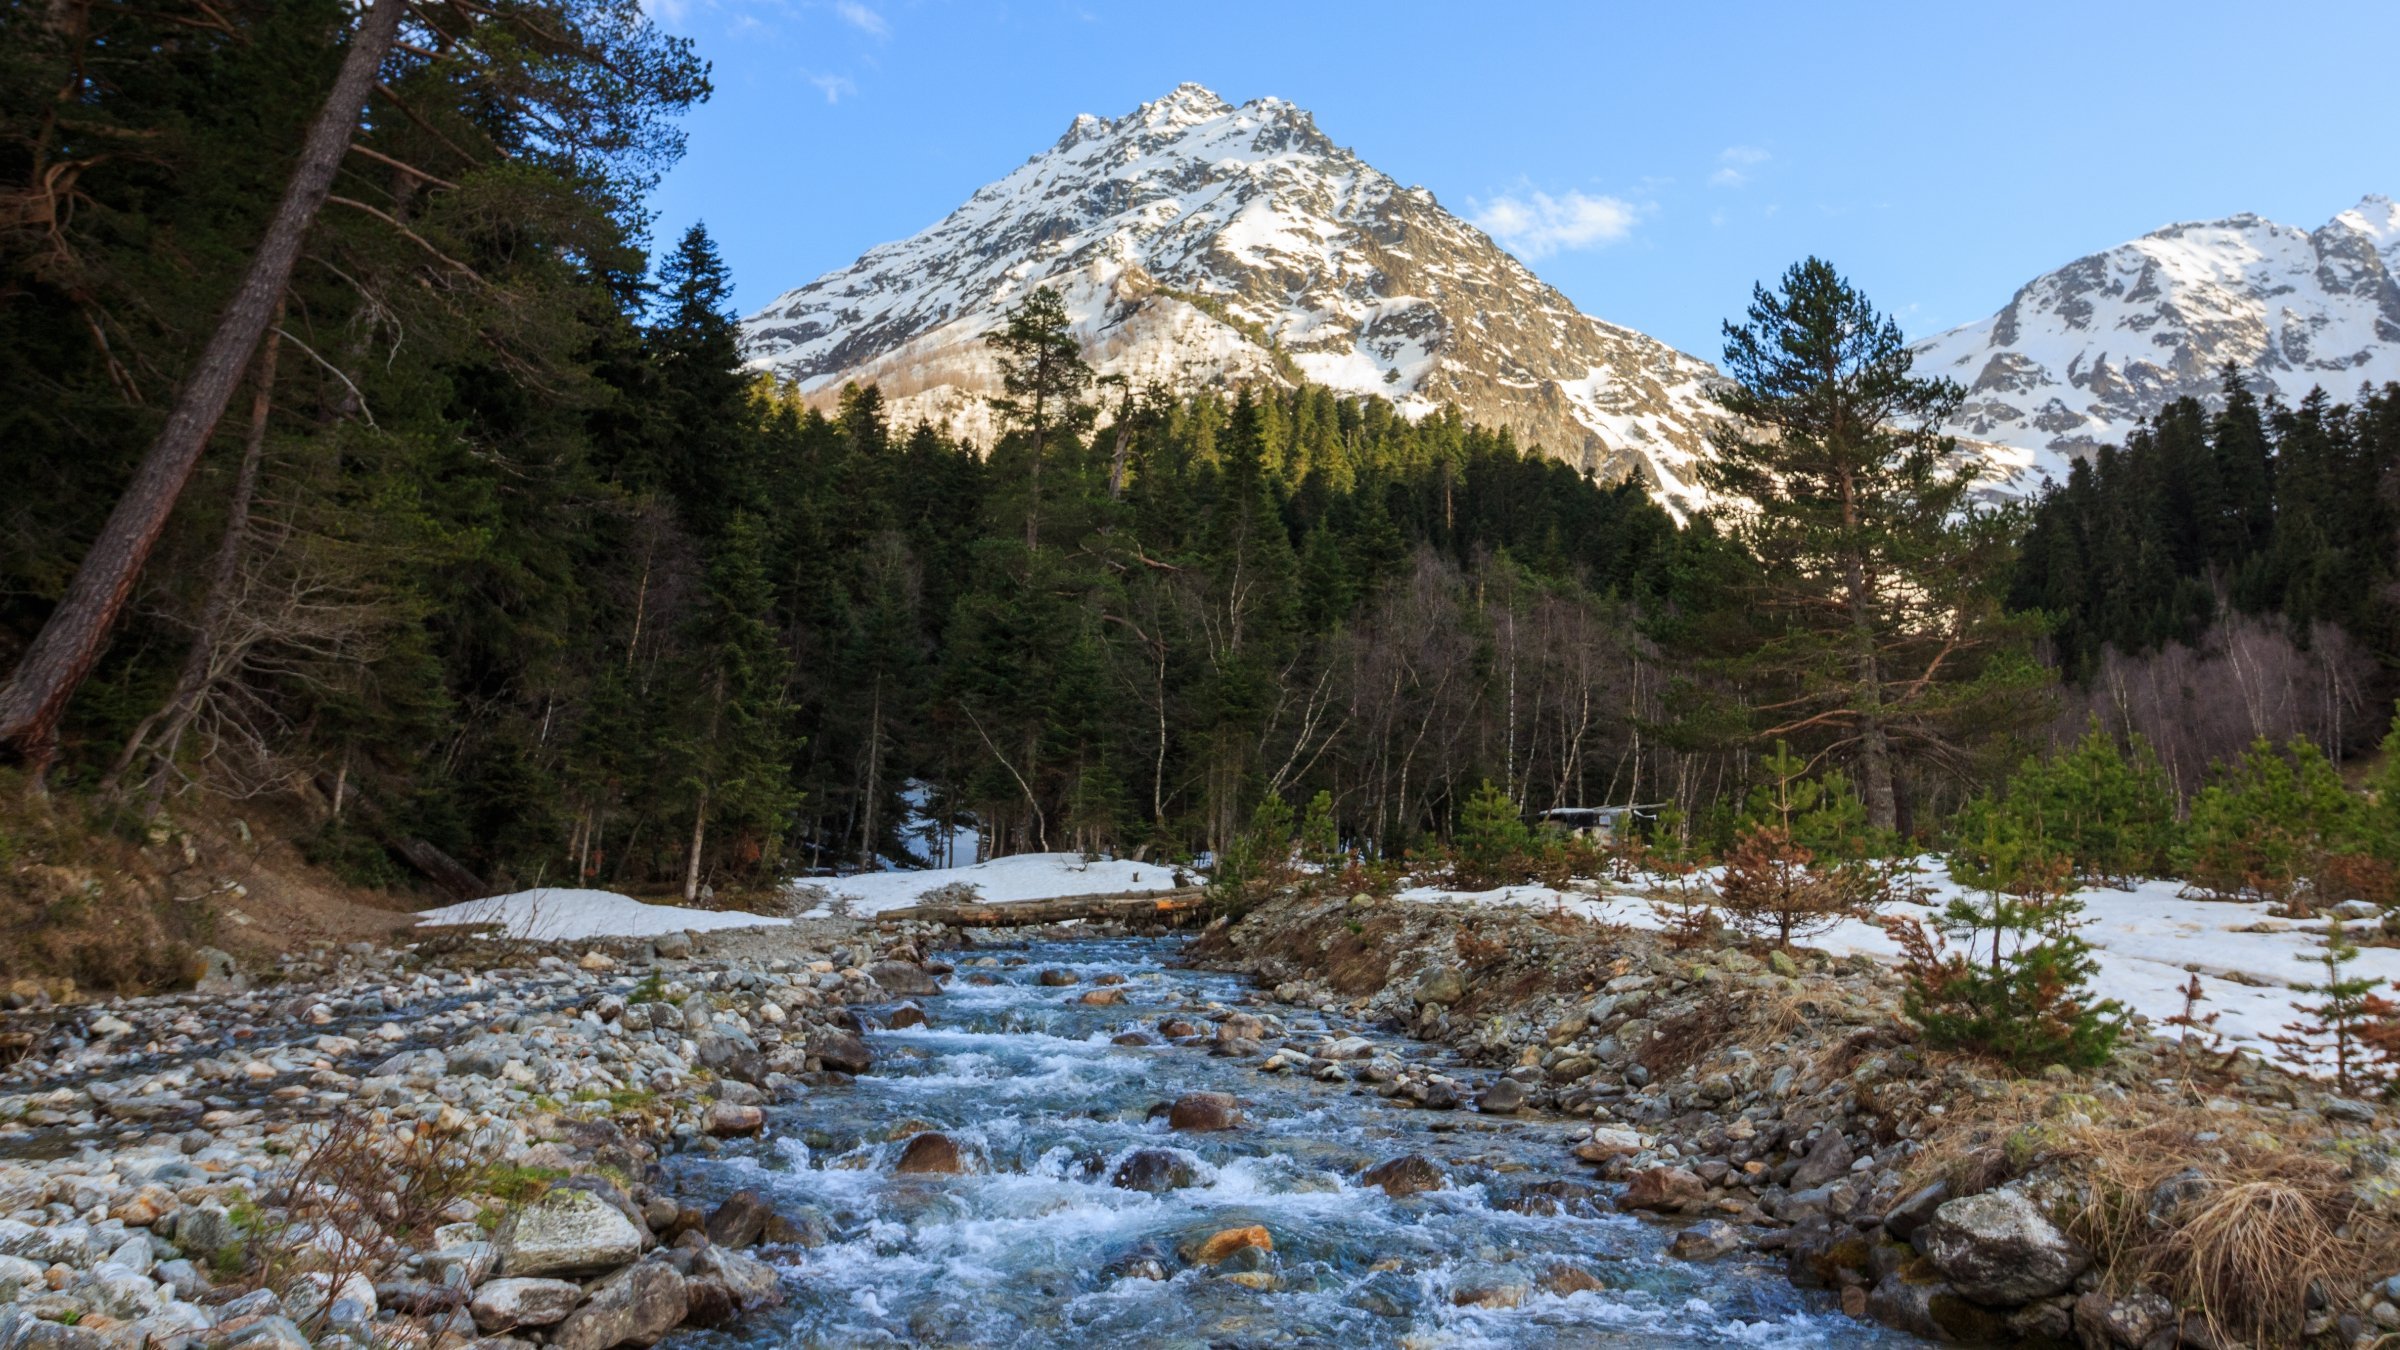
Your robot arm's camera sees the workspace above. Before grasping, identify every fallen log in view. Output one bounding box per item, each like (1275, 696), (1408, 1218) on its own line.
(874, 887), (1207, 928)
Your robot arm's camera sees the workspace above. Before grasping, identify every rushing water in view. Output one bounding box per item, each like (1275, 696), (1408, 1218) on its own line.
(663, 935), (1901, 1349)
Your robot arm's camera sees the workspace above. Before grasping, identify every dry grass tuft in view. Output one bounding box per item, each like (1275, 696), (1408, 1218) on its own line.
(1901, 1085), (2389, 1346)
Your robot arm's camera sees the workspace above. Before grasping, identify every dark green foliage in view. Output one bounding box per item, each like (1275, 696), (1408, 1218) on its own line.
(1450, 780), (1533, 888)
(1696, 258), (2048, 834)
(2183, 738), (2364, 907)
(1895, 838), (2123, 1070)
(2012, 371), (2400, 692)
(1737, 742), (1881, 860)
(1950, 722), (2180, 886)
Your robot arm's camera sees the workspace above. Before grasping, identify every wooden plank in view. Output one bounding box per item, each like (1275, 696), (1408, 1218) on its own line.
(875, 887), (1207, 927)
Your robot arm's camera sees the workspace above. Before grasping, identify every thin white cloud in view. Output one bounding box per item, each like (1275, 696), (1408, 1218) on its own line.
(808, 72), (857, 103)
(1710, 145), (1770, 188)
(834, 1), (888, 38)
(1469, 190), (1640, 259)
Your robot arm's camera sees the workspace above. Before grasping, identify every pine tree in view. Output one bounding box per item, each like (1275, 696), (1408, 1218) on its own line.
(1698, 258), (2044, 832)
(1451, 779), (1533, 888)
(1953, 722), (2180, 886)
(2265, 922), (2395, 1098)
(670, 514), (798, 899)
(1893, 834), (2123, 1069)
(2185, 738), (2363, 908)
(984, 286), (1096, 550)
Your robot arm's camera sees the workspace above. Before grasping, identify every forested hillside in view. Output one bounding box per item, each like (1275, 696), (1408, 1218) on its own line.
(3, 2), (2396, 913)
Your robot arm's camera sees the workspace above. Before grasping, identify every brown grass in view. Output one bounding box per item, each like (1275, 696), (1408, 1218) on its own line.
(1901, 1083), (2389, 1346)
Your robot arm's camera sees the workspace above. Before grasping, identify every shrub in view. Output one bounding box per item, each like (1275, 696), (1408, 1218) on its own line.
(1952, 722), (2180, 886)
(1740, 741), (1882, 860)
(2184, 738), (2364, 909)
(1891, 835), (2123, 1069)
(1715, 824), (1879, 948)
(1298, 790), (1340, 872)
(1205, 795), (1296, 917)
(2265, 921), (2398, 1098)
(1446, 779), (1536, 889)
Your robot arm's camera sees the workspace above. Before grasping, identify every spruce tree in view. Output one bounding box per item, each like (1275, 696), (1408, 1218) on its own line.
(984, 286), (1096, 550)
(1699, 258), (2043, 833)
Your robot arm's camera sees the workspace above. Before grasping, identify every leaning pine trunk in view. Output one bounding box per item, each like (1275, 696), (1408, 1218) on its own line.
(0, 0), (405, 777)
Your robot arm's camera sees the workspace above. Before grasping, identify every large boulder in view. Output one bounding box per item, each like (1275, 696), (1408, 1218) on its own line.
(1166, 1092), (1241, 1131)
(1914, 1188), (2090, 1305)
(552, 1258), (687, 1350)
(493, 1188), (647, 1279)
(469, 1278), (584, 1332)
(695, 1027), (765, 1084)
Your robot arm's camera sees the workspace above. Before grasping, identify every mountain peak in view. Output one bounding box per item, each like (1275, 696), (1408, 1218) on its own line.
(1912, 195), (2400, 483)
(1132, 81), (1233, 128)
(740, 89), (1724, 514)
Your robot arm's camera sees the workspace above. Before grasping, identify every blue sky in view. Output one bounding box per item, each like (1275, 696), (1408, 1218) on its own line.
(641, 0), (2400, 358)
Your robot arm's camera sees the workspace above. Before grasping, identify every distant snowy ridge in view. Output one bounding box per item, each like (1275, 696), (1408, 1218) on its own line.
(740, 84), (1727, 516)
(1912, 195), (2400, 484)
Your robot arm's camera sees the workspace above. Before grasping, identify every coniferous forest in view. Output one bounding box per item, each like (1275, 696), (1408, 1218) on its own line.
(2, 2), (2397, 908)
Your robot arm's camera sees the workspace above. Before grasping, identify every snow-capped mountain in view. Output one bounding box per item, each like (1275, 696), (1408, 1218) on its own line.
(1913, 196), (2400, 481)
(741, 84), (1725, 512)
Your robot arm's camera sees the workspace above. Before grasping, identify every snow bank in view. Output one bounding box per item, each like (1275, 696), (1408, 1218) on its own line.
(1396, 861), (2400, 1075)
(416, 889), (791, 942)
(792, 853), (1188, 919)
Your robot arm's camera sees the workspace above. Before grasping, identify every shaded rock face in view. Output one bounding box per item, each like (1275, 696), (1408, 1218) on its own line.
(1914, 1188), (2091, 1305)
(680, 1246), (784, 1328)
(494, 1187), (647, 1279)
(738, 84), (1729, 516)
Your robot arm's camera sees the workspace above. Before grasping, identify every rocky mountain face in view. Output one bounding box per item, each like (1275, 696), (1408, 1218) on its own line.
(740, 84), (1725, 514)
(1912, 195), (2400, 483)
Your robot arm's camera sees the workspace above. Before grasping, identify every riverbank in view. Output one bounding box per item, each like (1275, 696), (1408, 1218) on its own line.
(0, 913), (940, 1350)
(1189, 889), (2400, 1347)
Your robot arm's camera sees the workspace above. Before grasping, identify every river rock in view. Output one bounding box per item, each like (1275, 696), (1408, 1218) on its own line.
(1574, 1127), (1648, 1163)
(1079, 988), (1126, 1006)
(2074, 1289), (2174, 1347)
(869, 960), (943, 996)
(696, 1027), (765, 1084)
(469, 1278), (583, 1332)
(1413, 968), (1464, 1006)
(1110, 1149), (1198, 1193)
(493, 1187), (646, 1279)
(895, 1132), (965, 1175)
(679, 1245), (783, 1327)
(1788, 1130), (1855, 1189)
(1915, 1188), (2090, 1304)
(1184, 1226), (1272, 1265)
(887, 1004), (929, 1029)
(1037, 969), (1079, 987)
(1881, 1180), (1949, 1242)
(552, 1258), (687, 1350)
(1667, 1220), (1742, 1261)
(703, 1191), (776, 1248)
(217, 1315), (312, 1350)
(810, 1030), (873, 1074)
(1360, 1155), (1445, 1199)
(1167, 1092), (1241, 1131)
(1617, 1166), (1706, 1213)
(1478, 1077), (1525, 1114)
(705, 1103), (764, 1137)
